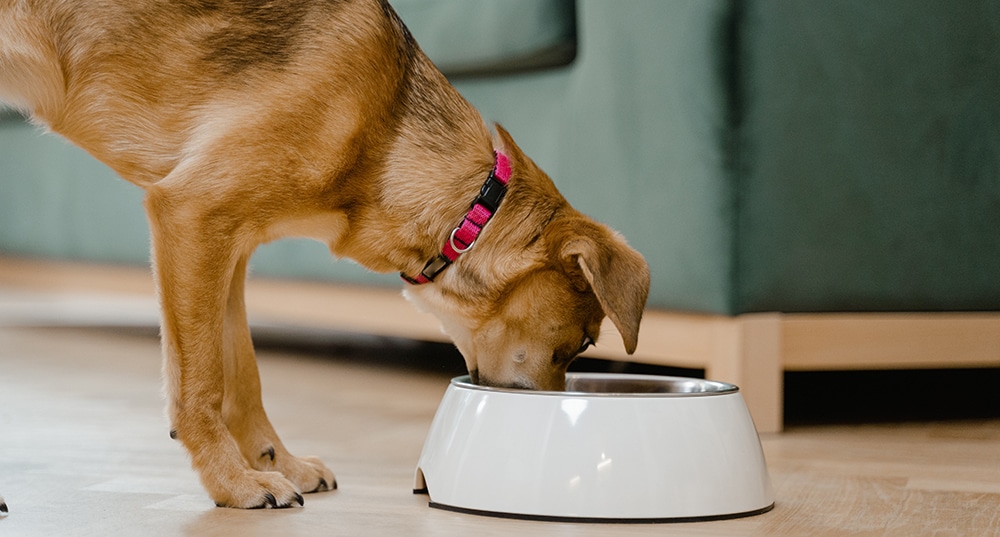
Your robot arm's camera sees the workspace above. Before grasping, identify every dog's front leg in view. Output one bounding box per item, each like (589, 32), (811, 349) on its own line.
(221, 256), (336, 494)
(145, 185), (303, 508)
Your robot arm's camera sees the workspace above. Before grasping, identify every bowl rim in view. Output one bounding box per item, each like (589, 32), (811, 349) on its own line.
(450, 372), (739, 398)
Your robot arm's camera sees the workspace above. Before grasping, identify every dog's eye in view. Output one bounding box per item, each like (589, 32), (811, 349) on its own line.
(577, 335), (595, 355)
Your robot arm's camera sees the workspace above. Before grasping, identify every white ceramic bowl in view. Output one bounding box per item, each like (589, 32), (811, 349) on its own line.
(414, 373), (774, 523)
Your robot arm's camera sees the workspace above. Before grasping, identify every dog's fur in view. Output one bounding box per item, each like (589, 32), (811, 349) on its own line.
(0, 0), (650, 508)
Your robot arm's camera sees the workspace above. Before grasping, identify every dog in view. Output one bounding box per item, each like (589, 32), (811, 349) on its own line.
(0, 0), (650, 508)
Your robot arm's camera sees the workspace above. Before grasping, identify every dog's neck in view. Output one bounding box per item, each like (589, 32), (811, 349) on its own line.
(355, 131), (499, 281)
(400, 150), (512, 285)
(331, 48), (507, 283)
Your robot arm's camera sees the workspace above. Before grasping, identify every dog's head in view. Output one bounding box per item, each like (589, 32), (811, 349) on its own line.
(405, 127), (650, 391)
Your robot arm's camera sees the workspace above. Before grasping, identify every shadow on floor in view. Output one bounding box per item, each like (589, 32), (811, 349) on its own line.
(783, 368), (1000, 425)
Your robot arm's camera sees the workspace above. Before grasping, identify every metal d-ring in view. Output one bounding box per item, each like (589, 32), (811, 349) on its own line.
(449, 227), (475, 254)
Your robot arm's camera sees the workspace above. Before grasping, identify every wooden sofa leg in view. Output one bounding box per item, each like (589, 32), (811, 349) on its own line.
(707, 313), (784, 433)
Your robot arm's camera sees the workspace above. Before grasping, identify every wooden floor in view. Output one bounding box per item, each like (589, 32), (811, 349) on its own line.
(1, 322), (1000, 536)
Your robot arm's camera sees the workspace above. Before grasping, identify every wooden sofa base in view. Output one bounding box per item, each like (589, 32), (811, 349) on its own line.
(592, 310), (1000, 433)
(2, 256), (997, 434)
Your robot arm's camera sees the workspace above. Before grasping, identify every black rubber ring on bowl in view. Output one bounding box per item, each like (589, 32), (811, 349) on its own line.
(425, 501), (775, 524)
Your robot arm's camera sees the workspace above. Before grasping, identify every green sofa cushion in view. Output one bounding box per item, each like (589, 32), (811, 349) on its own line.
(391, 0), (577, 76)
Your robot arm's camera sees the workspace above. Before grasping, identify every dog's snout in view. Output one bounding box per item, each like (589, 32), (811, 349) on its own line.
(473, 373), (537, 391)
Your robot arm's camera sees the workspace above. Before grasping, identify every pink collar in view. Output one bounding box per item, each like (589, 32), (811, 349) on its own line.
(402, 151), (512, 285)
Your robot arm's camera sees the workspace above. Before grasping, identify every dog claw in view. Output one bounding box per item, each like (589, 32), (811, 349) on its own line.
(258, 492), (304, 509)
(169, 429), (178, 440)
(261, 446), (275, 462)
(311, 476), (337, 492)
(218, 490), (302, 509)
(1, 498), (7, 514)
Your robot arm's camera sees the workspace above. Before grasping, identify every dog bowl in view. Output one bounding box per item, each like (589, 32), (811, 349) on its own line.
(413, 373), (774, 523)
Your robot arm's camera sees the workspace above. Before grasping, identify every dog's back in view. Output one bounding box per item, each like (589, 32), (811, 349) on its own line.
(0, 0), (455, 187)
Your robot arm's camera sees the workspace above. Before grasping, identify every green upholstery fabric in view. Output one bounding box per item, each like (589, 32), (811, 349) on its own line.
(1, 1), (998, 315)
(0, 120), (148, 264)
(736, 1), (1000, 312)
(391, 0), (577, 76)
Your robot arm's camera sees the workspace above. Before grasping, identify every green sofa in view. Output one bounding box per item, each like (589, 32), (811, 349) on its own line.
(3, 1), (999, 430)
(5, 0), (998, 312)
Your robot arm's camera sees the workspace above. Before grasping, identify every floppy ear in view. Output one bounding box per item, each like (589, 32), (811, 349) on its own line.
(561, 222), (650, 354)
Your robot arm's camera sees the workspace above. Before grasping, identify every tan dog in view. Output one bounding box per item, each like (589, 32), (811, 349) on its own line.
(0, 0), (650, 508)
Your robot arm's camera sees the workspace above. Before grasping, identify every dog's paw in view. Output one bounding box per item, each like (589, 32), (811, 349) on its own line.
(209, 470), (304, 509)
(246, 442), (337, 494)
(271, 454), (337, 494)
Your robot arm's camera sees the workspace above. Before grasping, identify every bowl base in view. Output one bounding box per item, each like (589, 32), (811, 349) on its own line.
(422, 498), (776, 525)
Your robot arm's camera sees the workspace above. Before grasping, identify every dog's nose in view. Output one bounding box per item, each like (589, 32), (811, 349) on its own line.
(475, 375), (537, 391)
(468, 364), (537, 390)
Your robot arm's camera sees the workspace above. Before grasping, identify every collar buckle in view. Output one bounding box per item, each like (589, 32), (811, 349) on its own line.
(477, 173), (507, 213)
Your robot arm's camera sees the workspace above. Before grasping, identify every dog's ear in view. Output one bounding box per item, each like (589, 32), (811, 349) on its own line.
(560, 220), (650, 354)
